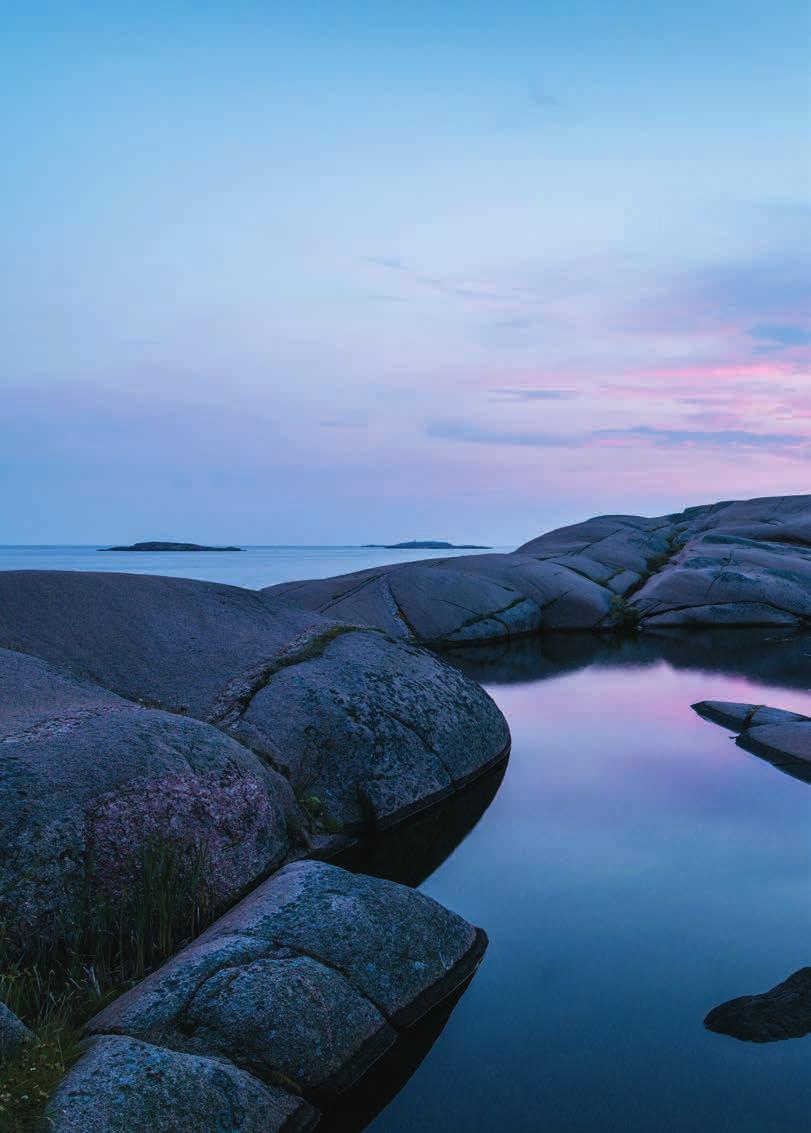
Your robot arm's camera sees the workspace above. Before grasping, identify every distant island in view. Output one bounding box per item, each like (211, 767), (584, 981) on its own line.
(363, 540), (491, 550)
(99, 542), (244, 552)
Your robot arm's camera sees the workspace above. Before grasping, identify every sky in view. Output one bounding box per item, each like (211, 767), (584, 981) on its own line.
(2, 1), (810, 545)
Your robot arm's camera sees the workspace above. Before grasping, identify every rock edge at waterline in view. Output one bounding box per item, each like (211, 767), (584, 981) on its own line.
(46, 861), (487, 1133)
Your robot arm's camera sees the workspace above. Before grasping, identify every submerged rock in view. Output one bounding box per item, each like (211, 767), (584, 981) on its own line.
(0, 1001), (32, 1061)
(266, 494), (811, 644)
(693, 698), (811, 782)
(705, 967), (811, 1042)
(50, 861), (485, 1130)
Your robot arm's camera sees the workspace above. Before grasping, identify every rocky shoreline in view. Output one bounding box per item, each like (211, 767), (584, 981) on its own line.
(1, 493), (810, 1130)
(268, 495), (811, 644)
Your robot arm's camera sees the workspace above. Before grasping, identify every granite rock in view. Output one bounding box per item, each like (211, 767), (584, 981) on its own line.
(0, 648), (294, 943)
(0, 571), (509, 837)
(705, 967), (811, 1043)
(266, 495), (811, 644)
(45, 1034), (318, 1133)
(0, 1001), (32, 1061)
(693, 698), (811, 782)
(48, 861), (487, 1128)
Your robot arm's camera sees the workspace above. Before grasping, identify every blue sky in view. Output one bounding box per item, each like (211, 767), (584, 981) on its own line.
(2, 1), (809, 544)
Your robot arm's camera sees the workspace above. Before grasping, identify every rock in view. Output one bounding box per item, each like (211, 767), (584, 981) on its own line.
(265, 494), (811, 644)
(363, 541), (492, 549)
(741, 720), (811, 768)
(100, 542), (244, 551)
(223, 630), (510, 829)
(692, 700), (808, 732)
(0, 570), (509, 838)
(705, 967), (811, 1042)
(87, 861), (486, 1047)
(53, 862), (486, 1124)
(0, 648), (294, 944)
(692, 699), (811, 783)
(0, 1001), (32, 1061)
(46, 1034), (318, 1133)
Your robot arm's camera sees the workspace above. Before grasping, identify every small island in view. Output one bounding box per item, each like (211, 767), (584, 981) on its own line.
(363, 540), (492, 549)
(99, 542), (244, 552)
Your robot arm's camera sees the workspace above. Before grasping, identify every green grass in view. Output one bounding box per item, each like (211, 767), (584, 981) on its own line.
(608, 594), (642, 632)
(0, 839), (217, 1132)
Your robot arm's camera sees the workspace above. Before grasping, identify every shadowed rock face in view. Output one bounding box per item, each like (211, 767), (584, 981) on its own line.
(49, 861), (486, 1132)
(265, 494), (811, 644)
(705, 968), (811, 1043)
(693, 698), (811, 784)
(0, 571), (508, 842)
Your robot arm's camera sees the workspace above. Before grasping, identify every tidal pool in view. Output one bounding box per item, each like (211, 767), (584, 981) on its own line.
(358, 632), (811, 1133)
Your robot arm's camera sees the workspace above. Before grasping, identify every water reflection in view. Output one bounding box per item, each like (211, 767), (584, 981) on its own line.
(311, 763), (508, 1130)
(445, 626), (811, 692)
(363, 633), (811, 1132)
(333, 759), (508, 888)
(317, 982), (470, 1132)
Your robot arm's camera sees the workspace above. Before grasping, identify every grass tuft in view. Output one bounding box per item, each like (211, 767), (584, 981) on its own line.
(0, 838), (217, 1132)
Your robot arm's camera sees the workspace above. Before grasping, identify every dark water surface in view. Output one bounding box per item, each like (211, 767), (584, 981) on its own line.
(360, 633), (811, 1133)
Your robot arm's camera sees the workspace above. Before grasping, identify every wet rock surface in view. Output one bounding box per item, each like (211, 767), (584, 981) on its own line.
(48, 861), (485, 1131)
(266, 494), (811, 644)
(705, 967), (811, 1043)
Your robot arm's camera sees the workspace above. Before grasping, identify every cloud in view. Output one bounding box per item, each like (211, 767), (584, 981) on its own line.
(490, 387), (578, 401)
(627, 252), (811, 337)
(749, 323), (811, 347)
(426, 419), (574, 447)
(428, 416), (808, 455)
(528, 83), (562, 110)
(593, 425), (807, 451)
(364, 256), (405, 270)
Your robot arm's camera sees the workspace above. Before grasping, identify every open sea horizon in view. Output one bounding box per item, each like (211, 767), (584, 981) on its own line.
(0, 544), (510, 590)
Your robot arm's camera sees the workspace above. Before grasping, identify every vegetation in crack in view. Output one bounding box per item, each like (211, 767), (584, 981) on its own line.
(299, 795), (344, 836)
(606, 595), (643, 633)
(208, 624), (369, 729)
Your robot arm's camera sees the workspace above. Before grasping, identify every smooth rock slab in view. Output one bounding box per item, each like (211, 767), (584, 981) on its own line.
(692, 699), (811, 783)
(0, 571), (509, 833)
(46, 1035), (318, 1133)
(231, 631), (510, 829)
(0, 648), (293, 943)
(705, 967), (811, 1042)
(0, 1001), (32, 1061)
(266, 494), (811, 643)
(88, 862), (486, 1094)
(692, 700), (808, 732)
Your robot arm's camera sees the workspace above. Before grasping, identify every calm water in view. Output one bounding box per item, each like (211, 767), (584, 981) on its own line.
(3, 550), (810, 1130)
(360, 640), (811, 1133)
(0, 545), (506, 589)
